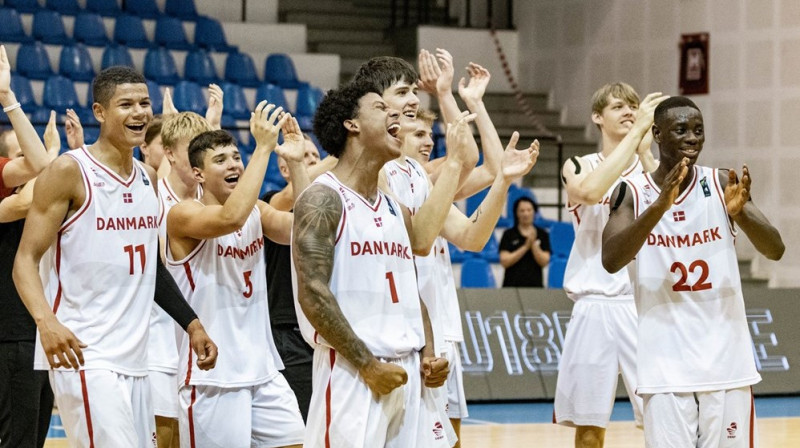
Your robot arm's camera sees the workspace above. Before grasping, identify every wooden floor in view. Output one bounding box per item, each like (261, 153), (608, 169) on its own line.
(44, 417), (800, 447)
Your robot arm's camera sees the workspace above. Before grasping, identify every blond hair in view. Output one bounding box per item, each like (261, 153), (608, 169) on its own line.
(590, 82), (640, 116)
(416, 109), (437, 128)
(161, 112), (212, 149)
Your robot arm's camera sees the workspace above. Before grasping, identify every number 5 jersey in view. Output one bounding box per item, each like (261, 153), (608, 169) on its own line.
(625, 165), (760, 394)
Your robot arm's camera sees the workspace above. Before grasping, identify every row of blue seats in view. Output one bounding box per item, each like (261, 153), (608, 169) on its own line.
(459, 256), (568, 289)
(0, 8), (235, 52)
(11, 41), (304, 88)
(4, 0), (199, 19)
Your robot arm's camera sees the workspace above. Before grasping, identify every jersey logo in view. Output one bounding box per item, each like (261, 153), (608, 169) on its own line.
(410, 183), (415, 193)
(123, 192), (133, 203)
(374, 217), (383, 227)
(140, 167), (150, 186)
(673, 211), (686, 222)
(700, 176), (711, 197)
(386, 198), (397, 216)
(642, 184), (653, 204)
(432, 421), (445, 440)
(726, 421), (738, 438)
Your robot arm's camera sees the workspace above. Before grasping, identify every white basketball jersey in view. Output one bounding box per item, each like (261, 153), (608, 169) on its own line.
(35, 147), (159, 375)
(383, 158), (447, 354)
(627, 165), (759, 394)
(294, 172), (424, 358)
(166, 206), (283, 387)
(563, 153), (643, 300)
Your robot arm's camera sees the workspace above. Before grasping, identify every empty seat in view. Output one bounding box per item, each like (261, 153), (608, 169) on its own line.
(4, 0), (40, 13)
(165, 0), (198, 19)
(0, 8), (34, 43)
(548, 222), (575, 259)
(194, 16), (236, 52)
(460, 258), (496, 288)
(59, 44), (95, 82)
(146, 80), (164, 114)
(43, 75), (81, 111)
(295, 84), (323, 131)
(466, 187), (488, 217)
(101, 44), (134, 69)
(114, 15), (153, 48)
(16, 42), (54, 80)
(224, 51), (259, 88)
(144, 47), (180, 85)
(547, 256), (567, 289)
(172, 81), (205, 114)
(184, 49), (217, 85)
(123, 0), (160, 19)
(155, 16), (192, 50)
(10, 74), (38, 110)
(255, 84), (291, 113)
(73, 12), (110, 46)
(86, 0), (121, 16)
(264, 53), (304, 89)
(33, 10), (71, 45)
(46, 0), (81, 15)
(221, 82), (250, 120)
(478, 233), (500, 263)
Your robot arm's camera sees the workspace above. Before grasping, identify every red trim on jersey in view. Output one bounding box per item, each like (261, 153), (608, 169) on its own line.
(711, 169), (736, 237)
(183, 262), (196, 291)
(80, 146), (137, 187)
(166, 239), (207, 268)
(324, 173), (383, 212)
(645, 166), (697, 205)
(569, 206), (581, 225)
(60, 156), (94, 232)
(551, 409), (556, 424)
(79, 371), (96, 448)
(627, 181), (640, 218)
(53, 235), (63, 313)
(749, 387), (755, 448)
(334, 206), (347, 244)
(188, 385), (197, 448)
(622, 155), (641, 177)
(325, 349), (336, 448)
(184, 340), (193, 386)
(393, 160), (411, 176)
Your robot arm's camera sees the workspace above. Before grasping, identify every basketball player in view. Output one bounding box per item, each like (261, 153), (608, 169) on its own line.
(602, 97), (784, 447)
(550, 83), (666, 448)
(165, 104), (307, 447)
(12, 66), (218, 448)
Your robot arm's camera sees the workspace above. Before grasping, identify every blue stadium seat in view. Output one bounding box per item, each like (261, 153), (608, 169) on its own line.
(144, 47), (180, 85)
(172, 81), (205, 114)
(33, 10), (71, 45)
(466, 187), (489, 217)
(59, 44), (95, 82)
(46, 0), (81, 15)
(114, 15), (153, 48)
(184, 49), (217, 84)
(478, 233), (500, 263)
(165, 0), (198, 20)
(295, 84), (323, 131)
(265, 152), (286, 186)
(547, 256), (567, 289)
(548, 221), (575, 258)
(255, 84), (291, 113)
(194, 16), (236, 52)
(146, 80), (164, 115)
(461, 258), (496, 288)
(43, 75), (81, 111)
(101, 44), (134, 69)
(16, 42), (54, 80)
(155, 16), (192, 51)
(224, 51), (259, 88)
(221, 82), (250, 120)
(0, 8), (34, 43)
(4, 0), (40, 13)
(447, 241), (468, 263)
(73, 12), (110, 46)
(10, 75), (38, 110)
(123, 0), (160, 19)
(264, 53), (304, 89)
(86, 0), (121, 16)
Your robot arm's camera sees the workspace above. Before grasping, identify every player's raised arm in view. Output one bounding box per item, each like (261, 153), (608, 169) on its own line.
(602, 158), (689, 273)
(293, 184), (407, 395)
(720, 166), (784, 260)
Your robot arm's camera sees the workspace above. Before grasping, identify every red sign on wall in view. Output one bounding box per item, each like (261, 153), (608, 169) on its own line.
(679, 33), (710, 95)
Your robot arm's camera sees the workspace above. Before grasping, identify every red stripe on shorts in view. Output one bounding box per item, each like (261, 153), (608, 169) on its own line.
(325, 349), (336, 448)
(189, 386), (197, 448)
(749, 387), (755, 448)
(79, 371), (95, 448)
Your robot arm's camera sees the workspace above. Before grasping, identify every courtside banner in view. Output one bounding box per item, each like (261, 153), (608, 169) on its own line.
(457, 286), (800, 400)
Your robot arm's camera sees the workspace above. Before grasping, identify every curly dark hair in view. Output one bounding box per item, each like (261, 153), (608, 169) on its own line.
(654, 96), (701, 128)
(312, 80), (381, 158)
(353, 56), (419, 94)
(188, 130), (237, 169)
(92, 66), (147, 107)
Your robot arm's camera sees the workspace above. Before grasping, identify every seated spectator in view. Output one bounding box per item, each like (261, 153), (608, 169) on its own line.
(499, 197), (550, 287)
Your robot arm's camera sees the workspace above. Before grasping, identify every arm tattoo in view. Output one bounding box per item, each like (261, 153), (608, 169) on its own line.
(471, 205), (483, 223)
(292, 185), (374, 369)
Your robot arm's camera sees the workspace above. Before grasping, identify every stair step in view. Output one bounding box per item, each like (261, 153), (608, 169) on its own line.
(315, 42), (397, 59)
(284, 11), (391, 29)
(307, 28), (388, 45)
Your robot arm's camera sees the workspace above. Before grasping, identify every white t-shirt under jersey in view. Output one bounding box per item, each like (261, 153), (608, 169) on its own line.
(293, 172), (425, 358)
(166, 205), (283, 387)
(35, 147), (159, 376)
(563, 153), (643, 300)
(626, 165), (759, 394)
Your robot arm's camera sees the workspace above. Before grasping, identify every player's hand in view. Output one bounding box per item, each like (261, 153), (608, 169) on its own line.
(205, 83), (224, 130)
(634, 92), (669, 127)
(162, 87), (179, 115)
(417, 49), (454, 95)
(434, 48), (455, 95)
(725, 165), (750, 217)
(275, 115), (304, 163)
(44, 110), (60, 152)
(39, 315), (86, 370)
(457, 62), (491, 109)
(500, 131), (539, 181)
(0, 45), (17, 107)
(656, 158), (689, 210)
(65, 108), (85, 150)
(421, 356), (449, 388)
(444, 110), (479, 167)
(250, 100), (288, 152)
(187, 319), (218, 371)
(359, 358), (408, 396)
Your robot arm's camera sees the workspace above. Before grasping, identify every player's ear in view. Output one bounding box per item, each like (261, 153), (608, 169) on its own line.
(192, 166), (204, 183)
(92, 102), (106, 124)
(344, 119), (358, 133)
(652, 124), (662, 144)
(591, 111), (603, 127)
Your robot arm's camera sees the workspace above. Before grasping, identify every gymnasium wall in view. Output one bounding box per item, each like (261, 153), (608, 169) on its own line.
(458, 286), (800, 401)
(514, 0), (800, 287)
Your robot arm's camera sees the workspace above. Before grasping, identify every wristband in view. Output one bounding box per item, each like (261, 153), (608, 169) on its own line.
(2, 102), (21, 113)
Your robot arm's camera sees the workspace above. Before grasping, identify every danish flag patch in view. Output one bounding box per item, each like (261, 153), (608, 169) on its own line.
(374, 217), (383, 227)
(123, 193), (133, 203)
(673, 211), (685, 222)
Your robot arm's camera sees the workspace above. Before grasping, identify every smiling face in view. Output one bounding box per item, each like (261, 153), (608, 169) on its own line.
(382, 80), (420, 124)
(653, 106), (705, 168)
(403, 119), (434, 164)
(95, 83), (152, 150)
(194, 144), (244, 202)
(592, 94), (639, 140)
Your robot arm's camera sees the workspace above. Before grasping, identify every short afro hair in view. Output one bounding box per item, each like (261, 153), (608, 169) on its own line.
(188, 130), (237, 169)
(312, 80), (381, 158)
(654, 96), (701, 127)
(353, 56), (419, 94)
(92, 66), (147, 107)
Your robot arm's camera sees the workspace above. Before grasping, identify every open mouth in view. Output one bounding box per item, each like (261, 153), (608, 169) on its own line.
(681, 148), (699, 158)
(224, 174), (239, 184)
(403, 110), (416, 119)
(126, 124), (146, 132)
(387, 123), (401, 138)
